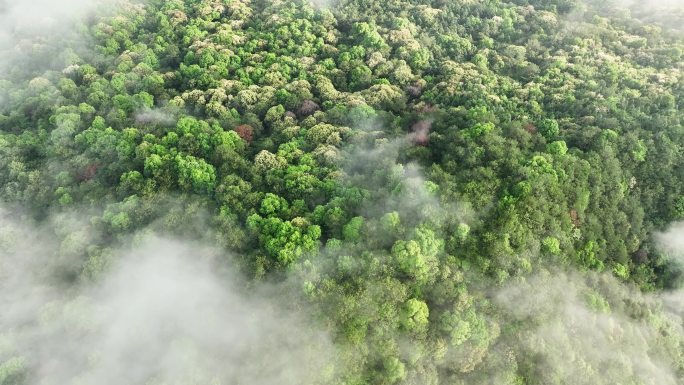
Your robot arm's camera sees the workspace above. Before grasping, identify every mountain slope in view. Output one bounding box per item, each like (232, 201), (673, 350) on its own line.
(0, 0), (683, 384)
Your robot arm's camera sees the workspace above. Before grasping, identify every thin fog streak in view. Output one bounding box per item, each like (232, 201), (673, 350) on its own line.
(134, 108), (178, 126)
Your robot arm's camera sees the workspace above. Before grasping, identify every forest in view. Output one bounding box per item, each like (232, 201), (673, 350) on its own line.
(0, 0), (683, 384)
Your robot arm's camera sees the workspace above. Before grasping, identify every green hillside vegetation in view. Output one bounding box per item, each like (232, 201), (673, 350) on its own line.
(0, 0), (683, 384)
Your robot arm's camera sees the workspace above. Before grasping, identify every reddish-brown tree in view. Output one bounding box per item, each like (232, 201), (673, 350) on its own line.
(234, 124), (254, 144)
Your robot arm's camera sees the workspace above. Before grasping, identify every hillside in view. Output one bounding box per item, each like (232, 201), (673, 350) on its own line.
(0, 0), (683, 384)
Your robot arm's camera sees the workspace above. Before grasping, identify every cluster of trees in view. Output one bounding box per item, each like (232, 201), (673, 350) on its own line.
(0, 0), (683, 383)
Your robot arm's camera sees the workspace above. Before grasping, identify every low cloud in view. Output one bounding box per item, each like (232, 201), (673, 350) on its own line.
(0, 0), (125, 78)
(0, 206), (335, 385)
(494, 271), (684, 385)
(655, 222), (684, 263)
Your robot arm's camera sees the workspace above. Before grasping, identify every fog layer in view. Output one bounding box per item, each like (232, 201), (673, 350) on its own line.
(0, 207), (334, 385)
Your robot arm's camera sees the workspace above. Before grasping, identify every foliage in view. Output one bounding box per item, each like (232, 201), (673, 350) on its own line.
(1, 0), (684, 383)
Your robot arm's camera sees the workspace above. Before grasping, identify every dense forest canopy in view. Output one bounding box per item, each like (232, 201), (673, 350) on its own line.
(0, 0), (683, 384)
